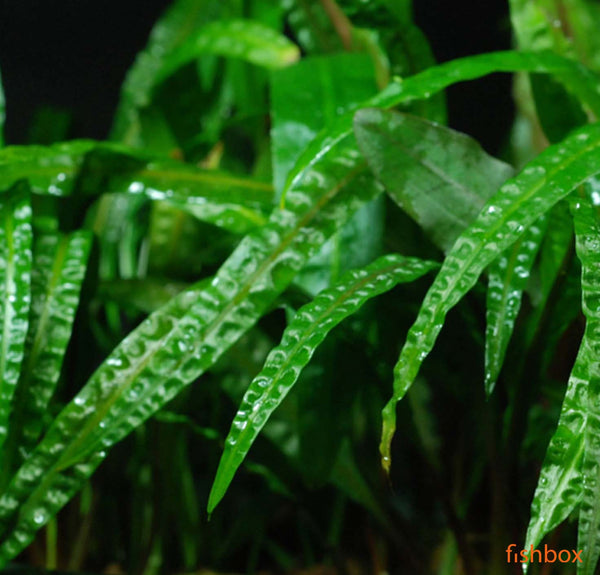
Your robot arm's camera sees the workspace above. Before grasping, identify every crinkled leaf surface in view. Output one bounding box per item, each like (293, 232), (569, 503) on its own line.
(0, 118), (380, 563)
(0, 183), (32, 454)
(2, 231), (92, 475)
(485, 218), (546, 394)
(354, 108), (514, 253)
(271, 52), (381, 294)
(573, 192), (600, 575)
(353, 107), (545, 395)
(271, 52), (377, 195)
(524, 190), (600, 571)
(380, 122), (600, 471)
(208, 254), (437, 513)
(0, 142), (273, 233)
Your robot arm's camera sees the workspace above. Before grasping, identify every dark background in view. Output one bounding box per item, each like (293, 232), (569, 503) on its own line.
(0, 0), (512, 150)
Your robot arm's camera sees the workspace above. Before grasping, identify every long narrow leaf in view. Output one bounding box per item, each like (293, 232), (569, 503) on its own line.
(353, 108), (544, 396)
(208, 254), (438, 513)
(0, 118), (380, 563)
(379, 123), (600, 471)
(2, 232), (92, 475)
(113, 16), (298, 145)
(0, 142), (273, 233)
(0, 183), (32, 454)
(485, 218), (547, 393)
(523, 190), (600, 568)
(573, 192), (600, 575)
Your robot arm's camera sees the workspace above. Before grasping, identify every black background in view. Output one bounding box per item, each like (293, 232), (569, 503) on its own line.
(0, 0), (512, 151)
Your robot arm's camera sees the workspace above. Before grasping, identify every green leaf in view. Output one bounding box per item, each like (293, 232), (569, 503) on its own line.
(109, 0), (236, 146)
(572, 191), (600, 575)
(0, 116), (380, 563)
(523, 189), (600, 566)
(208, 254), (437, 514)
(2, 231), (92, 474)
(113, 17), (299, 146)
(379, 122), (600, 472)
(485, 218), (546, 394)
(283, 50), (600, 218)
(354, 108), (514, 253)
(159, 20), (299, 82)
(270, 52), (381, 294)
(83, 149), (273, 234)
(0, 142), (273, 233)
(0, 183), (33, 454)
(352, 108), (546, 396)
(509, 0), (590, 143)
(271, 53), (378, 195)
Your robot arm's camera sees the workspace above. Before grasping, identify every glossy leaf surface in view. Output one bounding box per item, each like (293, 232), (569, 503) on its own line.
(0, 142), (273, 233)
(114, 17), (298, 146)
(380, 122), (600, 471)
(208, 254), (438, 513)
(573, 192), (600, 575)
(485, 218), (546, 394)
(3, 232), (92, 473)
(0, 117), (380, 562)
(271, 52), (377, 195)
(354, 108), (514, 253)
(0, 184), (32, 454)
(524, 191), (600, 568)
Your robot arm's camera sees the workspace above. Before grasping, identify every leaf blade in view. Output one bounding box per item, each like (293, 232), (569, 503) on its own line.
(208, 253), (438, 513)
(0, 121), (380, 563)
(485, 218), (546, 393)
(2, 231), (92, 475)
(572, 191), (600, 575)
(354, 107), (514, 253)
(0, 183), (32, 454)
(380, 123), (600, 471)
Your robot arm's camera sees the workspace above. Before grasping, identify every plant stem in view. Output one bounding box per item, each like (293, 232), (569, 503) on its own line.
(319, 0), (353, 51)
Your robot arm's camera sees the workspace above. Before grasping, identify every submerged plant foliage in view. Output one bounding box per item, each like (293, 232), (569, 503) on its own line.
(3, 0), (600, 573)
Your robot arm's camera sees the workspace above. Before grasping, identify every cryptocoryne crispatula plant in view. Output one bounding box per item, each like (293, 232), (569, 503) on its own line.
(2, 0), (600, 573)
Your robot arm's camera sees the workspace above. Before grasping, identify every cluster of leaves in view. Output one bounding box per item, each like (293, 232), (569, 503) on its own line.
(3, 0), (600, 573)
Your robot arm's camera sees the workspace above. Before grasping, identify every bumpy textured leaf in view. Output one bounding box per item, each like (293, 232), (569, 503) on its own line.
(3, 232), (92, 473)
(208, 254), (438, 513)
(271, 52), (377, 195)
(113, 17), (298, 146)
(0, 142), (272, 233)
(354, 108), (514, 253)
(0, 118), (380, 563)
(524, 191), (600, 569)
(573, 192), (600, 575)
(379, 123), (600, 472)
(283, 50), (600, 217)
(270, 52), (381, 294)
(0, 184), (32, 453)
(485, 218), (546, 394)
(84, 149), (273, 234)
